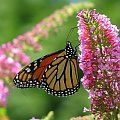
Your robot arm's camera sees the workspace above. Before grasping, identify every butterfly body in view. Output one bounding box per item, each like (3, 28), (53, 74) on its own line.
(13, 41), (83, 97)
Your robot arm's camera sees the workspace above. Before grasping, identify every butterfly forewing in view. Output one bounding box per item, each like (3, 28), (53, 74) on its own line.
(13, 50), (64, 88)
(13, 41), (82, 97)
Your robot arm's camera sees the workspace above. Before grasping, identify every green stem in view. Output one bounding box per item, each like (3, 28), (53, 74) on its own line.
(42, 111), (54, 120)
(113, 110), (118, 120)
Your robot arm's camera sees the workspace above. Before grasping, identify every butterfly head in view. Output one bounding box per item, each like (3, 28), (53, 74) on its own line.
(65, 41), (77, 58)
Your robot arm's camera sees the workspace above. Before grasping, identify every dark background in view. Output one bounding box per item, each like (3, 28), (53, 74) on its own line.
(0, 0), (120, 120)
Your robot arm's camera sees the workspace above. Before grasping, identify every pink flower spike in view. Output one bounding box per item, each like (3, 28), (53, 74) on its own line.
(77, 9), (120, 119)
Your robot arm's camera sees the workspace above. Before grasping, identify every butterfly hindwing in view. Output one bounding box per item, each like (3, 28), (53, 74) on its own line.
(38, 53), (80, 97)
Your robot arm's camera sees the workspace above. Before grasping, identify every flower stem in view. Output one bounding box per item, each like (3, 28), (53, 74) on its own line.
(113, 110), (118, 120)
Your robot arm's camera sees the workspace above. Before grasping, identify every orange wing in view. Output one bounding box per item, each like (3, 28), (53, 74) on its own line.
(13, 49), (64, 88)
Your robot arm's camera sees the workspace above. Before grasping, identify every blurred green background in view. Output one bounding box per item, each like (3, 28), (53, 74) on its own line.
(0, 0), (120, 120)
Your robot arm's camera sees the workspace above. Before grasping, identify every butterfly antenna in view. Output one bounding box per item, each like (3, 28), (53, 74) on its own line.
(75, 43), (80, 49)
(66, 26), (78, 43)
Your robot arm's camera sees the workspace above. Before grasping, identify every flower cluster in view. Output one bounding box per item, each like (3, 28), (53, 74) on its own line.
(77, 9), (120, 119)
(0, 80), (9, 107)
(0, 42), (30, 81)
(13, 33), (42, 52)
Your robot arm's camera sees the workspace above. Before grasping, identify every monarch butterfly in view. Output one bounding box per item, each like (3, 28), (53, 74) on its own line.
(13, 30), (83, 97)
